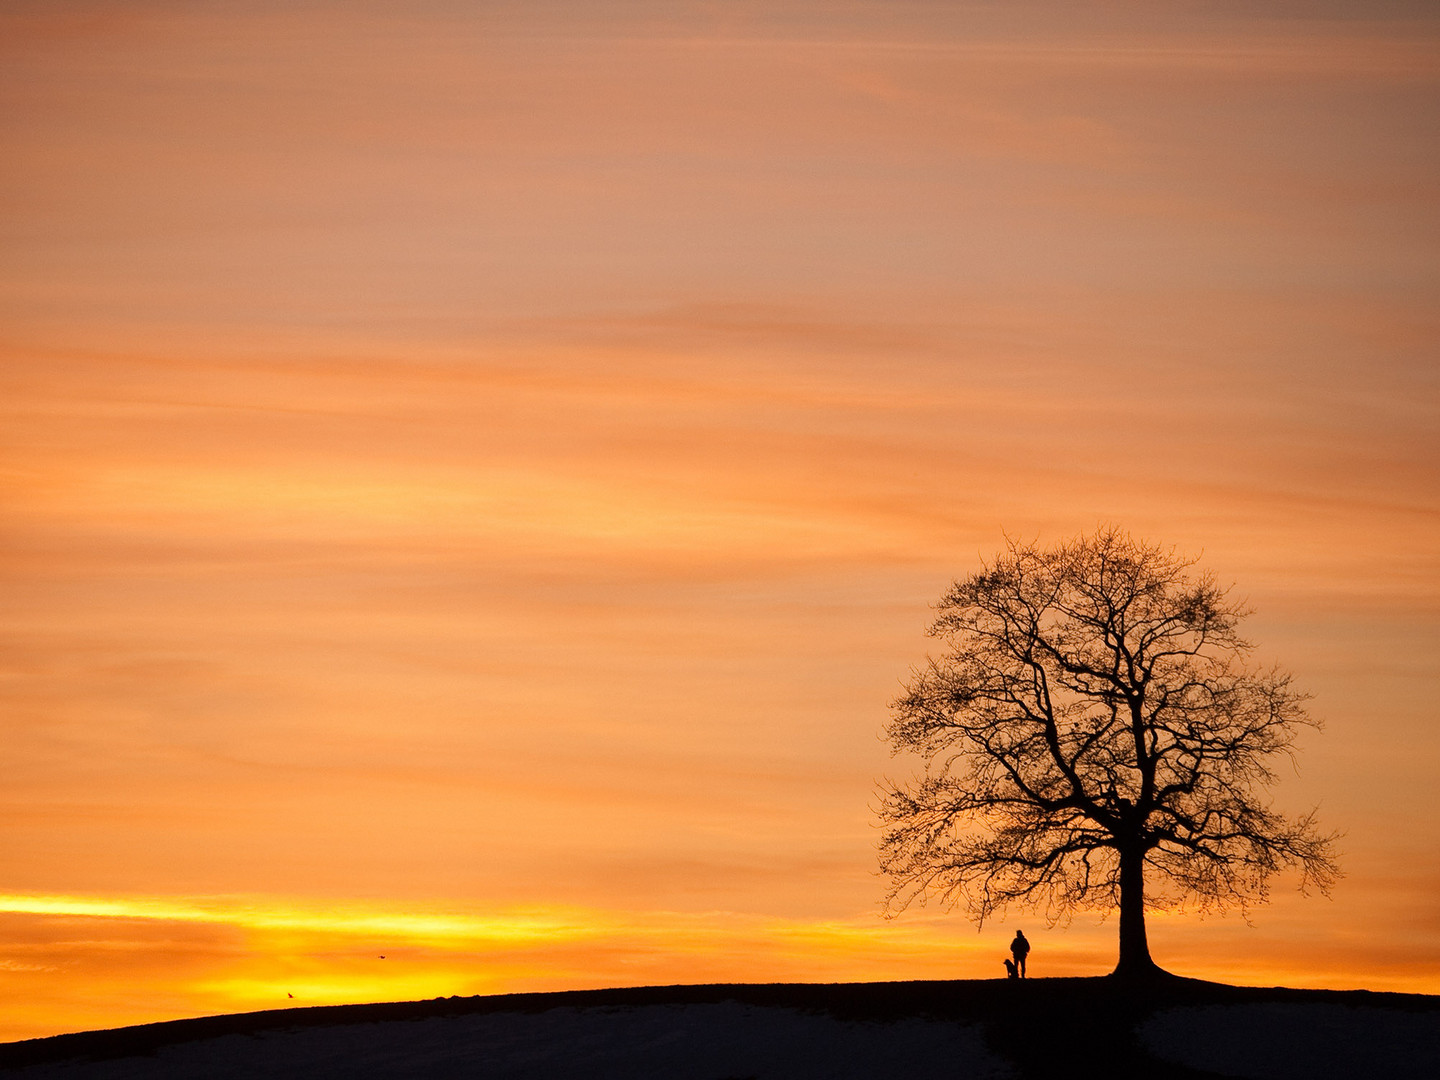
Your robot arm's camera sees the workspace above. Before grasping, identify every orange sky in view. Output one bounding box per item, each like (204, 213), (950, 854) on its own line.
(2, 0), (1438, 1041)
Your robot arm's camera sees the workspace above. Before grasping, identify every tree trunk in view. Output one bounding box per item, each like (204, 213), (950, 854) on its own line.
(1113, 844), (1161, 980)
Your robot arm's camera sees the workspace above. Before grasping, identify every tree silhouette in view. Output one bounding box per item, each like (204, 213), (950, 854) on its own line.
(878, 528), (1340, 979)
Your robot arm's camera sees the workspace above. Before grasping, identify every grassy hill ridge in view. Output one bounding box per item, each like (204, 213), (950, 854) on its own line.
(3, 976), (1437, 1079)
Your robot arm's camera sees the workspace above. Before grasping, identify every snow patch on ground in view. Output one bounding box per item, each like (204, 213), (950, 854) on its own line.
(1139, 1002), (1440, 1080)
(13, 1003), (1012, 1080)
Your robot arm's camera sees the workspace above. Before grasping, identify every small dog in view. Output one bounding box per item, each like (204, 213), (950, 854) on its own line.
(1003, 958), (1018, 979)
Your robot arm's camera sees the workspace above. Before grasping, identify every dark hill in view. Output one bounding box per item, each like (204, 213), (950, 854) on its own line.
(2, 976), (1437, 1079)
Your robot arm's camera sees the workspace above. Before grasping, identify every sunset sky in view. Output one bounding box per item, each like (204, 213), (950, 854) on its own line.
(2, 0), (1438, 1042)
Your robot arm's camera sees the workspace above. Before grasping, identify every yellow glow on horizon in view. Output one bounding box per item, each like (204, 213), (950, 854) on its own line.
(0, 894), (597, 946)
(0, 892), (983, 960)
(1, 889), (1436, 1043)
(0, 891), (1005, 1041)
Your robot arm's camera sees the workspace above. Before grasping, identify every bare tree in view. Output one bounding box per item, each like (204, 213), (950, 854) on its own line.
(878, 528), (1340, 979)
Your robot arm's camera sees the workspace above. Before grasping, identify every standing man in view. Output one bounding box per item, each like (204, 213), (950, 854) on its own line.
(1010, 930), (1030, 978)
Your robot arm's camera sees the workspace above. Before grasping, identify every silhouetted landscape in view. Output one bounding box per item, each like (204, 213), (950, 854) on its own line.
(2, 976), (1437, 1079)
(6, 0), (1438, 1054)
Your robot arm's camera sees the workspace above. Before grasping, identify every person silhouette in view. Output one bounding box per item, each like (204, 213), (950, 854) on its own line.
(1010, 930), (1030, 978)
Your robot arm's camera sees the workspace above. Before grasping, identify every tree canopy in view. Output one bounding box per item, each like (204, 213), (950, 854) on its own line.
(877, 528), (1340, 977)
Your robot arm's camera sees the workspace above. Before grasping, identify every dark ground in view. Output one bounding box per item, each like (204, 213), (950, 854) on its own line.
(1, 975), (1437, 1079)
